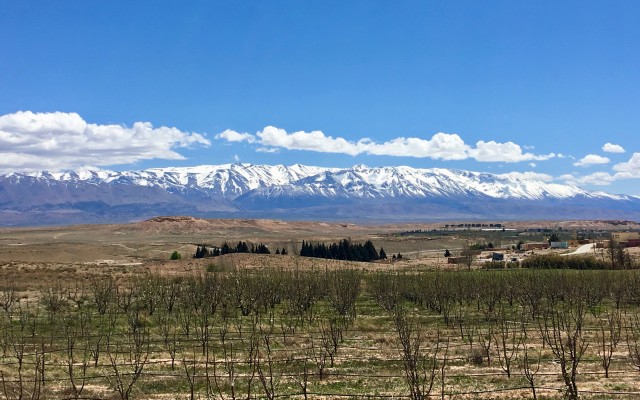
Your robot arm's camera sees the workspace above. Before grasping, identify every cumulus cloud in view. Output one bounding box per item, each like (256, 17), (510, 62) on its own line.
(0, 111), (210, 172)
(559, 173), (604, 186)
(253, 126), (472, 159)
(215, 129), (255, 143)
(363, 133), (470, 160)
(558, 174), (577, 182)
(602, 143), (625, 153)
(573, 154), (610, 167)
(217, 126), (553, 163)
(557, 154), (640, 186)
(468, 140), (555, 162)
(256, 126), (367, 156)
(574, 172), (617, 186)
(613, 152), (640, 178)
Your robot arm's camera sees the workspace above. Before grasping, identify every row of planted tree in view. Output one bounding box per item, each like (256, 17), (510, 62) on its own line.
(1, 267), (640, 399)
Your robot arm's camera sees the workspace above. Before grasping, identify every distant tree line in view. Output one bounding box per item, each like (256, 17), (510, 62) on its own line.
(470, 242), (495, 250)
(194, 241), (286, 258)
(299, 239), (388, 262)
(443, 223), (503, 228)
(522, 254), (609, 270)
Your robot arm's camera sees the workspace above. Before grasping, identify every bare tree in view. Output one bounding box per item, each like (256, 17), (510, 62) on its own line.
(597, 310), (621, 378)
(439, 336), (449, 400)
(394, 308), (442, 400)
(2, 327), (26, 400)
(181, 349), (197, 400)
(137, 275), (161, 316)
(627, 312), (640, 372)
(106, 325), (150, 400)
(318, 317), (344, 368)
(63, 314), (91, 399)
(257, 325), (279, 400)
(115, 284), (136, 314)
(156, 312), (179, 370)
(462, 318), (478, 355)
(607, 238), (633, 270)
(213, 337), (238, 400)
(89, 276), (115, 315)
(1, 326), (45, 400)
(177, 306), (193, 338)
(41, 285), (67, 319)
(493, 309), (523, 378)
(369, 272), (400, 313)
(66, 280), (86, 310)
(460, 242), (477, 270)
(310, 332), (329, 380)
(478, 323), (494, 366)
(159, 277), (181, 314)
(0, 280), (17, 315)
(89, 311), (117, 368)
(327, 270), (361, 322)
(212, 316), (260, 400)
(293, 355), (311, 400)
(538, 306), (588, 400)
(521, 345), (541, 400)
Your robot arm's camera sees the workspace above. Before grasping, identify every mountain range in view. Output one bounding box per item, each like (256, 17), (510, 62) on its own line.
(1, 164), (638, 226)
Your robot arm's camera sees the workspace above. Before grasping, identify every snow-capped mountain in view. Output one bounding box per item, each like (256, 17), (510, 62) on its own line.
(0, 164), (638, 225)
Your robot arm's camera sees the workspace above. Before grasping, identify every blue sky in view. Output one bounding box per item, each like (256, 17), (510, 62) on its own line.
(1, 1), (639, 195)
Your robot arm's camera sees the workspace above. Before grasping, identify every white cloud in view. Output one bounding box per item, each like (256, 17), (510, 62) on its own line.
(215, 129), (255, 143)
(575, 172), (617, 186)
(364, 133), (470, 160)
(602, 143), (625, 153)
(499, 171), (554, 182)
(218, 126), (554, 163)
(0, 111), (210, 172)
(468, 140), (555, 162)
(257, 126), (366, 156)
(256, 147), (280, 153)
(613, 152), (640, 178)
(233, 154), (240, 162)
(573, 154), (610, 167)
(558, 154), (640, 186)
(558, 174), (576, 182)
(559, 172), (616, 186)
(528, 163), (536, 168)
(255, 126), (472, 159)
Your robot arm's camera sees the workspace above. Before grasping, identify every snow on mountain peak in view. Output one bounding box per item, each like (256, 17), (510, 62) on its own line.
(0, 163), (628, 202)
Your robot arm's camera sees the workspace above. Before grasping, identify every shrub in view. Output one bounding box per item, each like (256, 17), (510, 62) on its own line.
(468, 348), (487, 365)
(484, 261), (505, 269)
(170, 251), (182, 260)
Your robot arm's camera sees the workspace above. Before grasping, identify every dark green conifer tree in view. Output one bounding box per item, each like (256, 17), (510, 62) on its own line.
(379, 247), (387, 259)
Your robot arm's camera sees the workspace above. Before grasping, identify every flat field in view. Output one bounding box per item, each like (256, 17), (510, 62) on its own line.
(1, 217), (640, 399)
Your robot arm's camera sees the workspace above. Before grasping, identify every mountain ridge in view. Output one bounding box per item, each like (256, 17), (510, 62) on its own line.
(1, 163), (638, 226)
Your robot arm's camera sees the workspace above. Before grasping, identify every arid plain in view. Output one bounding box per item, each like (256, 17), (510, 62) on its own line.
(2, 217), (640, 399)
